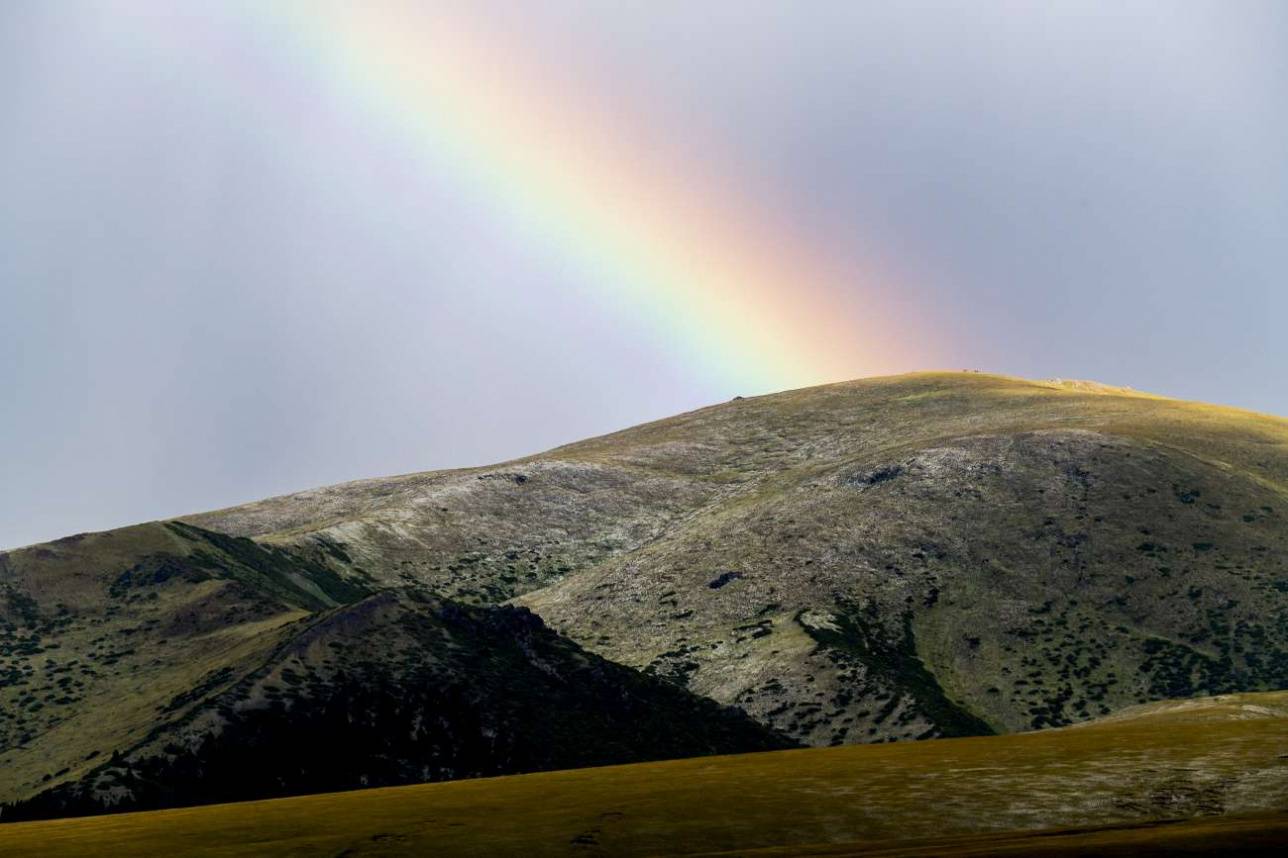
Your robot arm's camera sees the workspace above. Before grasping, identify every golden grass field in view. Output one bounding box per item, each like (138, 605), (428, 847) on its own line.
(3, 691), (1286, 856)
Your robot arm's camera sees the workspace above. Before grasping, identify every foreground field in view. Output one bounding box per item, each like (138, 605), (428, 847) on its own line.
(3, 691), (1286, 856)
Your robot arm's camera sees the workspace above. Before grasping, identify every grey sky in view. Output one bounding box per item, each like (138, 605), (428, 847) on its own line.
(2, 1), (1285, 550)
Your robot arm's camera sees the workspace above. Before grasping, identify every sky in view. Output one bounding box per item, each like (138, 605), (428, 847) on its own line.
(2, 0), (1285, 550)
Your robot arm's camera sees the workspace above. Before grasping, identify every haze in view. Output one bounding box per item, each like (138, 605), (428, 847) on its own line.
(2, 0), (1285, 549)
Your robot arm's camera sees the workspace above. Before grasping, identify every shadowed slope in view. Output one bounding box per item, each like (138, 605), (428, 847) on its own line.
(4, 589), (788, 821)
(0, 521), (360, 805)
(1, 530), (788, 818)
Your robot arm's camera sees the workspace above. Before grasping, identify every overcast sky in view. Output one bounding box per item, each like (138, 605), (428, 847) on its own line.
(2, 1), (1285, 549)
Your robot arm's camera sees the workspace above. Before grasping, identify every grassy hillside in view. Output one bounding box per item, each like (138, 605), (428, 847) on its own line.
(0, 522), (349, 804)
(186, 372), (1288, 744)
(0, 531), (787, 816)
(2, 690), (1285, 856)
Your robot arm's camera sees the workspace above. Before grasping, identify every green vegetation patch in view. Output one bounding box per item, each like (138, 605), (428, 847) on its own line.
(167, 522), (369, 610)
(799, 601), (995, 738)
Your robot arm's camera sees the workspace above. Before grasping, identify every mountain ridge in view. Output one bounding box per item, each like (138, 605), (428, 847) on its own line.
(174, 371), (1249, 533)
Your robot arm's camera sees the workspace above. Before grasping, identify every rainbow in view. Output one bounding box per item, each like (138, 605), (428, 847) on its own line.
(247, 2), (925, 392)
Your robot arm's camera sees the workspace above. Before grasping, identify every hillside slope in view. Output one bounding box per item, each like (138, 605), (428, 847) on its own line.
(0, 521), (356, 804)
(0, 527), (787, 814)
(3, 690), (1285, 857)
(186, 372), (1288, 744)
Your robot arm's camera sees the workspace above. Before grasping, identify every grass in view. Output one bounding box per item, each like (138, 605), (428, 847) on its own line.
(2, 691), (1285, 857)
(705, 814), (1288, 856)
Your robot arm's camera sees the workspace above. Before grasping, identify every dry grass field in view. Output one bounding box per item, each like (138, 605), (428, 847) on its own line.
(3, 691), (1286, 856)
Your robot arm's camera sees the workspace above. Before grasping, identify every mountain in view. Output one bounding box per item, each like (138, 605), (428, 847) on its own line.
(3, 371), (1287, 816)
(187, 372), (1288, 743)
(3, 690), (1286, 856)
